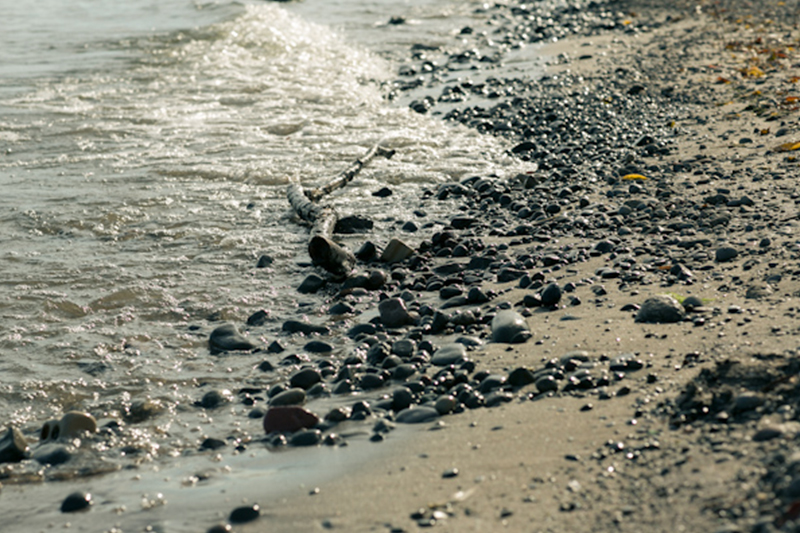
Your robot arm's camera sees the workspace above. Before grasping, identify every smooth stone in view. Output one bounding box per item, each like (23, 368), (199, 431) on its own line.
(478, 374), (507, 393)
(682, 296), (704, 311)
(335, 214), (374, 234)
(328, 302), (354, 315)
(715, 246), (738, 262)
(209, 323), (258, 353)
(229, 504), (260, 524)
(395, 406), (440, 424)
(484, 391), (513, 407)
(207, 524), (232, 533)
(381, 238), (414, 263)
(290, 429), (322, 447)
(508, 367), (536, 387)
(535, 375), (559, 393)
(304, 340), (333, 354)
(753, 427), (783, 442)
(491, 310), (531, 343)
(379, 298), (413, 328)
(0, 427), (29, 463)
(355, 241), (377, 261)
(392, 388), (414, 412)
(635, 295), (686, 323)
(255, 255), (274, 268)
(282, 320), (330, 336)
(199, 390), (232, 409)
(290, 368), (322, 390)
(360, 373), (385, 390)
(263, 406), (319, 433)
(269, 388), (307, 406)
(745, 284), (773, 300)
(391, 339), (416, 358)
(431, 343), (467, 366)
(540, 283), (562, 307)
(434, 395), (457, 415)
(246, 310), (270, 326)
(33, 443), (72, 466)
(61, 491), (92, 513)
(298, 274), (325, 294)
(200, 437), (226, 451)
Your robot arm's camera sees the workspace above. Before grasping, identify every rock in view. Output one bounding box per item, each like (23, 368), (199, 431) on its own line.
(290, 429), (322, 446)
(40, 411), (98, 442)
(269, 388), (306, 406)
(209, 324), (257, 353)
(395, 406), (440, 424)
(298, 274), (325, 294)
(380, 238), (414, 263)
(229, 504), (260, 524)
(715, 246), (738, 262)
(263, 406), (319, 433)
(681, 296), (704, 311)
(200, 390), (232, 409)
(540, 283), (562, 307)
(491, 310), (532, 343)
(431, 343), (467, 366)
(635, 295), (686, 323)
(508, 367), (536, 387)
(753, 427), (783, 442)
(435, 395), (457, 415)
(355, 241), (377, 261)
(745, 284), (773, 300)
(246, 310), (270, 326)
(255, 255), (274, 268)
(282, 320), (330, 336)
(0, 427), (29, 463)
(61, 491), (92, 513)
(535, 375), (558, 393)
(33, 443), (72, 466)
(290, 368), (322, 390)
(379, 298), (413, 328)
(372, 187), (393, 198)
(304, 340), (333, 354)
(335, 215), (374, 234)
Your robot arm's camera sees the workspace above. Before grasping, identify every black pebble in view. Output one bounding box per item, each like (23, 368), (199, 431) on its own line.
(229, 504), (260, 524)
(61, 491), (92, 513)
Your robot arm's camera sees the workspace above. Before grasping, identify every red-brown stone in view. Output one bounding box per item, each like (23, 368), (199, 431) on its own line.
(262, 406), (319, 434)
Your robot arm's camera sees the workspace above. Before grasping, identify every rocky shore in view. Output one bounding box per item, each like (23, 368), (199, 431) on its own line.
(3, 0), (800, 531)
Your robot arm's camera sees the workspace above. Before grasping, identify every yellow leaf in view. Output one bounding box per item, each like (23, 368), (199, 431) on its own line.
(621, 174), (648, 181)
(775, 141), (800, 152)
(622, 19), (632, 25)
(760, 128), (770, 135)
(742, 65), (765, 78)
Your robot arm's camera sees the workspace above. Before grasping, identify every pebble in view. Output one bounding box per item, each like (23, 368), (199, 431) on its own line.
(298, 274), (325, 294)
(60, 491), (92, 513)
(282, 320), (330, 336)
(263, 406), (319, 433)
(395, 406), (440, 424)
(200, 390), (232, 409)
(431, 343), (467, 366)
(491, 310), (532, 343)
(290, 429), (322, 447)
(229, 504), (260, 524)
(290, 368), (322, 390)
(209, 323), (258, 353)
(379, 298), (414, 328)
(715, 246), (738, 262)
(269, 387), (307, 406)
(33, 443), (72, 466)
(635, 295), (686, 323)
(0, 427), (29, 464)
(435, 395), (457, 415)
(540, 283), (562, 307)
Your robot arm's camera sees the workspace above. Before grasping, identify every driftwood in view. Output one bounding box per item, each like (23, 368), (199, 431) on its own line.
(287, 143), (395, 278)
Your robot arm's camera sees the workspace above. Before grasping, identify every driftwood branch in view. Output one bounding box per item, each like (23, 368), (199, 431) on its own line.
(287, 143), (395, 278)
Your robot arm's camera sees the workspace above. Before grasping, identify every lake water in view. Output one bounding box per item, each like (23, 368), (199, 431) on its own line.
(0, 0), (538, 529)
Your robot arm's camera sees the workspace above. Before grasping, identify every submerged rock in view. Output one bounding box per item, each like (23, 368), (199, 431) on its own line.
(209, 323), (258, 353)
(491, 310), (531, 343)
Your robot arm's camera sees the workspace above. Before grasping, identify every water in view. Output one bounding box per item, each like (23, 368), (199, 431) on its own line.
(0, 0), (536, 529)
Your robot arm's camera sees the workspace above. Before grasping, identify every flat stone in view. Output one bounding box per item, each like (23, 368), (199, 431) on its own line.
(263, 406), (319, 433)
(269, 388), (307, 406)
(395, 406), (440, 424)
(282, 320), (330, 336)
(209, 323), (258, 353)
(635, 295), (686, 323)
(431, 343), (467, 366)
(491, 310), (531, 343)
(381, 238), (414, 263)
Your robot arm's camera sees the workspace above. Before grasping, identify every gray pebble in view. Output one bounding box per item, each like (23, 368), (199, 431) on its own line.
(635, 295), (686, 323)
(395, 406), (440, 424)
(491, 310), (531, 343)
(269, 388), (306, 406)
(209, 323), (258, 353)
(715, 246), (738, 262)
(431, 343), (467, 366)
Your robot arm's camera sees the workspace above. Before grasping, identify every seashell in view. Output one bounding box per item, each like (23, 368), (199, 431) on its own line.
(40, 411), (97, 442)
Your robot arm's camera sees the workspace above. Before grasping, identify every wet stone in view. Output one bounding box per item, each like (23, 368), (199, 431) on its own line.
(435, 395), (457, 415)
(431, 343), (467, 366)
(491, 310), (532, 343)
(200, 390), (231, 409)
(535, 375), (559, 394)
(290, 429), (322, 447)
(379, 298), (413, 328)
(201, 437), (226, 451)
(246, 309), (270, 326)
(209, 323), (258, 353)
(61, 491), (92, 513)
(229, 504), (261, 524)
(508, 367), (536, 388)
(263, 406), (319, 433)
(635, 295), (686, 324)
(33, 443), (72, 466)
(360, 373), (385, 390)
(540, 283), (562, 307)
(304, 340), (333, 354)
(392, 339), (416, 358)
(290, 368), (322, 390)
(269, 388), (307, 406)
(282, 320), (330, 336)
(395, 406), (440, 424)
